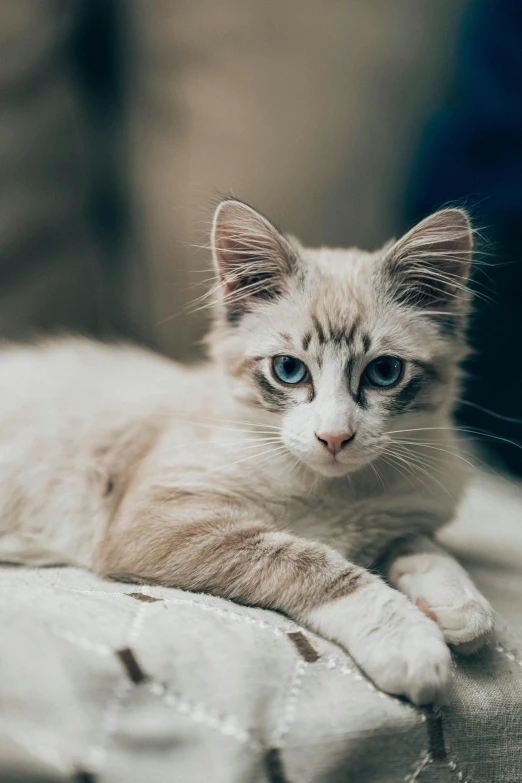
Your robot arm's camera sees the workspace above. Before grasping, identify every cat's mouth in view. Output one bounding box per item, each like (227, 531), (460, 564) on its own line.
(312, 458), (353, 477)
(293, 443), (385, 478)
(283, 431), (385, 478)
(295, 450), (362, 477)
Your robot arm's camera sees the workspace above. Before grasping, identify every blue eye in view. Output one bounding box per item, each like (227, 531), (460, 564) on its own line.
(365, 356), (403, 388)
(272, 355), (308, 385)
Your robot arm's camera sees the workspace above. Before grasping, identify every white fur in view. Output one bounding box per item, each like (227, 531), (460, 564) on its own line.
(307, 580), (451, 705)
(388, 538), (494, 652)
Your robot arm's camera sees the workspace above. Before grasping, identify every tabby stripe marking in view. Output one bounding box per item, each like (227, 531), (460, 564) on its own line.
(311, 314), (326, 345)
(345, 318), (360, 346)
(255, 371), (288, 411)
(386, 376), (424, 414)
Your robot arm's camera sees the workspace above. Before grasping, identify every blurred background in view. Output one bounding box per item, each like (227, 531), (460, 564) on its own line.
(1, 0), (521, 473)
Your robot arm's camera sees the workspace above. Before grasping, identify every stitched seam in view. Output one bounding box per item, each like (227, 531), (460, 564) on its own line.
(447, 757), (470, 782)
(50, 628), (112, 656)
(161, 597), (290, 635)
(404, 751), (431, 782)
(434, 716), (470, 783)
(323, 654), (421, 714)
(83, 600), (149, 773)
(495, 643), (522, 669)
(52, 588), (291, 635)
(148, 598), (430, 716)
(53, 587), (522, 671)
(51, 587), (131, 597)
(26, 581), (425, 717)
(271, 659), (308, 747)
(3, 570), (506, 780)
(149, 682), (261, 750)
(8, 586), (417, 715)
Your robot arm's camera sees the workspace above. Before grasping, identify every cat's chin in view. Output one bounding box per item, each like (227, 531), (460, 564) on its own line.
(300, 452), (381, 478)
(304, 459), (357, 478)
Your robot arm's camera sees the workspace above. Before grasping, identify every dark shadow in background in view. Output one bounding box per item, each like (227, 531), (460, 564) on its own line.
(69, 0), (127, 267)
(406, 0), (522, 476)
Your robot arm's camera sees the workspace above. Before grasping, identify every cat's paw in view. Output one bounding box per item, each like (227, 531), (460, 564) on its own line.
(356, 612), (451, 705)
(415, 595), (494, 654)
(307, 582), (452, 705)
(390, 555), (494, 654)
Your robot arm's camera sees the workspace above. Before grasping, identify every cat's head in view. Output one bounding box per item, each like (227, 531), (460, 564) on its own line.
(208, 199), (472, 477)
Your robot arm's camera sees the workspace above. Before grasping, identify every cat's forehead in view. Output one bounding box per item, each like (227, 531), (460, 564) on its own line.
(259, 244), (427, 359)
(292, 246), (380, 347)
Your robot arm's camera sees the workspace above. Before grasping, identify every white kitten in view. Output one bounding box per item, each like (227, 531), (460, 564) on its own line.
(0, 199), (493, 703)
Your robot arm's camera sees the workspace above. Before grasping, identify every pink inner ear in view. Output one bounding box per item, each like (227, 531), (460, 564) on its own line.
(213, 224), (248, 293)
(212, 200), (296, 304)
(387, 209), (473, 309)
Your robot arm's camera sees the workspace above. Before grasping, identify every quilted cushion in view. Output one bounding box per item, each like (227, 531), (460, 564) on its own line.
(0, 471), (520, 783)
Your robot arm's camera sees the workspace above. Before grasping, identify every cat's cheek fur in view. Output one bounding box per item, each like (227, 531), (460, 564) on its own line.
(306, 581), (452, 705)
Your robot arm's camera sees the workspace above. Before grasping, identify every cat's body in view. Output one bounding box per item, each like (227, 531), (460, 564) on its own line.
(0, 200), (494, 704)
(0, 337), (462, 568)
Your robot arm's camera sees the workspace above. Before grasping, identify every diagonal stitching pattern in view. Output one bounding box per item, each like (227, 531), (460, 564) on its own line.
(149, 682), (262, 750)
(83, 598), (149, 774)
(1, 566), (500, 782)
(405, 751), (431, 782)
(495, 643), (522, 669)
(271, 658), (308, 747)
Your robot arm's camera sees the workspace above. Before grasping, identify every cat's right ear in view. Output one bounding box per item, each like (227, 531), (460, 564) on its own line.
(382, 209), (473, 311)
(211, 199), (297, 321)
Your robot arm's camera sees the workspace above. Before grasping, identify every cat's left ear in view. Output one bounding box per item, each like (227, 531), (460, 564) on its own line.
(383, 208), (473, 309)
(211, 199), (297, 319)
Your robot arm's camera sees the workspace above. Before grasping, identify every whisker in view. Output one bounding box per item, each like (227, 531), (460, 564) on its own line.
(388, 444), (457, 477)
(390, 440), (475, 468)
(201, 444), (290, 474)
(459, 400), (522, 425)
(384, 426), (522, 454)
(156, 444), (290, 505)
(368, 460), (387, 491)
(383, 447), (452, 497)
(180, 414), (281, 431)
(160, 437), (283, 462)
(173, 421), (281, 436)
(378, 452), (418, 491)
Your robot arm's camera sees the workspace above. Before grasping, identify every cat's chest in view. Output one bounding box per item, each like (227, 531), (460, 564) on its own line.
(246, 470), (443, 565)
(250, 479), (400, 564)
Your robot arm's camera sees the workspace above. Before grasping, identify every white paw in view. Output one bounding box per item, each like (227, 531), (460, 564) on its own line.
(391, 555), (494, 654)
(415, 595), (494, 654)
(307, 582), (452, 705)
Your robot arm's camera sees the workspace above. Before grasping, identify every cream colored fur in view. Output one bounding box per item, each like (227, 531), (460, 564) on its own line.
(0, 200), (493, 704)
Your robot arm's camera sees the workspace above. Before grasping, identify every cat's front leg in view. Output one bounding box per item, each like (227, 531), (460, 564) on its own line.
(385, 535), (494, 654)
(96, 499), (450, 704)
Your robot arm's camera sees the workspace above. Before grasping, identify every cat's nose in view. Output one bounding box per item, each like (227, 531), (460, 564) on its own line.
(315, 431), (355, 454)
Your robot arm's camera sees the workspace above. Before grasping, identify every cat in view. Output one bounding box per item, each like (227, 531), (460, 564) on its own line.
(0, 198), (494, 705)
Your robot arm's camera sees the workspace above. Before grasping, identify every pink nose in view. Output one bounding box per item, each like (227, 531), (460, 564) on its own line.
(315, 431), (355, 454)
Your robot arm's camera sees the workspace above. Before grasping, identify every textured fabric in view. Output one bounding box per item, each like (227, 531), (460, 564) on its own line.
(0, 470), (520, 783)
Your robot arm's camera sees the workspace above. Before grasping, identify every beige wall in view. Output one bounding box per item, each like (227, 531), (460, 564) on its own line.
(124, 1), (469, 360)
(0, 1), (469, 357)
